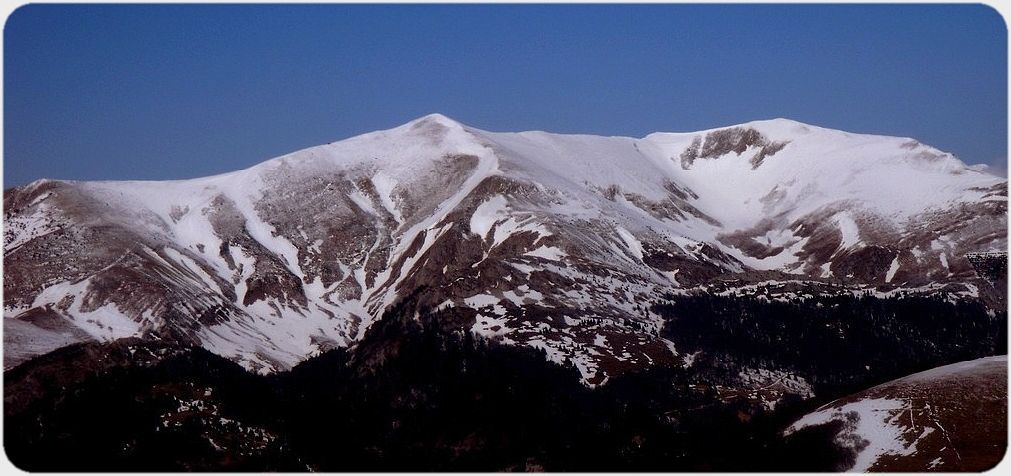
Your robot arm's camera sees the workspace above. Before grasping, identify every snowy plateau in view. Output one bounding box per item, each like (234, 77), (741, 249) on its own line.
(4, 114), (1007, 385)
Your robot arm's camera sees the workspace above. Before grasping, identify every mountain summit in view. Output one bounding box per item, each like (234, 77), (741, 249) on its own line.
(4, 115), (1006, 383)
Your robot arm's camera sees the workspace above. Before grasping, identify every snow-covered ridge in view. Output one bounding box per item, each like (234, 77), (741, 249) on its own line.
(30, 113), (1000, 238)
(4, 113), (1006, 380)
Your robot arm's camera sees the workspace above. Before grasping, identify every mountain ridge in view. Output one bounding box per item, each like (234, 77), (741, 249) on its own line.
(13, 114), (995, 189)
(4, 114), (1006, 384)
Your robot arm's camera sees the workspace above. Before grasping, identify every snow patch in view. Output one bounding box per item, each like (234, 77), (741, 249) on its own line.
(525, 246), (566, 261)
(615, 226), (644, 260)
(469, 195), (509, 239)
(372, 172), (402, 223)
(885, 257), (900, 283)
(835, 212), (861, 249)
(786, 398), (923, 472)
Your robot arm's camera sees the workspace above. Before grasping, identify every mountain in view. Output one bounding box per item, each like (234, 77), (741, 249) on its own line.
(784, 355), (1007, 471)
(4, 114), (1006, 384)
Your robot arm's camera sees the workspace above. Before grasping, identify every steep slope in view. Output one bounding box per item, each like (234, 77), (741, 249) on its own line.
(4, 114), (1006, 383)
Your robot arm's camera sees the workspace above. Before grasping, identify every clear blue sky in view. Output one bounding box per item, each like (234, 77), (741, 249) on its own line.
(4, 4), (1007, 186)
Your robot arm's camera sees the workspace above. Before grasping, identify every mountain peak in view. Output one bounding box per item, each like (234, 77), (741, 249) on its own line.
(643, 118), (819, 141)
(408, 112), (464, 128)
(703, 117), (821, 137)
(752, 117), (808, 126)
(745, 117), (813, 129)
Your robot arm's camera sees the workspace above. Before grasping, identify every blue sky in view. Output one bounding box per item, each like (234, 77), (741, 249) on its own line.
(4, 4), (1007, 186)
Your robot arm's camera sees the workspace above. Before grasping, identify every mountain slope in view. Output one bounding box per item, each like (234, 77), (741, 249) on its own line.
(5, 297), (1003, 471)
(785, 355), (1007, 471)
(4, 114), (1006, 382)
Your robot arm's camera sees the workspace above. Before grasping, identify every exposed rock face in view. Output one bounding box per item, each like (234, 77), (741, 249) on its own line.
(678, 127), (789, 169)
(4, 114), (1006, 384)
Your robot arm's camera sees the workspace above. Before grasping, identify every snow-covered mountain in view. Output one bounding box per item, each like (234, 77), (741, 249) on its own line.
(4, 114), (1006, 382)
